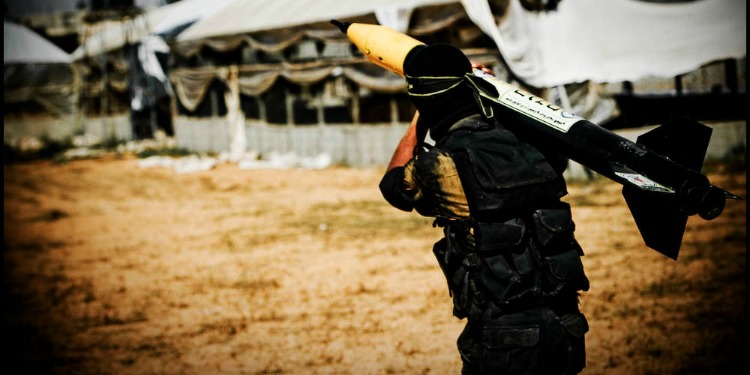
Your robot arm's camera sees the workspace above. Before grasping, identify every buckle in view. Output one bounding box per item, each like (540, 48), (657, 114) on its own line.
(463, 253), (481, 269)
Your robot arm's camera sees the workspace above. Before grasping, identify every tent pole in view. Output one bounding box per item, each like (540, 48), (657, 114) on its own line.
(389, 97), (398, 125)
(100, 32), (110, 141)
(352, 81), (360, 125)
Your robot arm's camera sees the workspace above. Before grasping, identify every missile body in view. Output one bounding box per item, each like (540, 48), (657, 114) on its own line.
(332, 20), (742, 259)
(472, 76), (740, 259)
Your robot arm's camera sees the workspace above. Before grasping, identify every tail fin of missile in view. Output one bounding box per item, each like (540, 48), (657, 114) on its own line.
(621, 117), (712, 260)
(623, 186), (686, 259)
(635, 116), (712, 171)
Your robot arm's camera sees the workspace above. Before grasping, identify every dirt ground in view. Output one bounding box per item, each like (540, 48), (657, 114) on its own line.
(3, 154), (746, 375)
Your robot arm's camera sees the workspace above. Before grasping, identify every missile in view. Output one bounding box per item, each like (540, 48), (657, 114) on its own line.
(330, 19), (422, 76)
(332, 20), (742, 260)
(473, 83), (742, 259)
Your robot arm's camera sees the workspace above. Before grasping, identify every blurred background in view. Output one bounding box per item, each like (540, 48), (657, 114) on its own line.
(3, 0), (746, 171)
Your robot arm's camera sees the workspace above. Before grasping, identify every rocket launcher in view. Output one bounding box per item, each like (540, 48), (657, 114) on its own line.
(332, 20), (742, 260)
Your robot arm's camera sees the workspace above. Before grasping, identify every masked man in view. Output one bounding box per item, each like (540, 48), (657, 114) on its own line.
(379, 44), (590, 375)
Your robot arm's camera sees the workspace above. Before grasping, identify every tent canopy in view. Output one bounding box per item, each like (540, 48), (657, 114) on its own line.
(176, 0), (456, 41)
(4, 21), (72, 64)
(71, 0), (236, 59)
(4, 21), (76, 117)
(4, 21), (78, 144)
(177, 0), (746, 87)
(462, 0), (747, 87)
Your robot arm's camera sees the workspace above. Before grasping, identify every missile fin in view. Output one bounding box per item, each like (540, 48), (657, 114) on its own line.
(610, 162), (675, 193)
(718, 188), (743, 200)
(622, 185), (687, 260)
(636, 116), (712, 172)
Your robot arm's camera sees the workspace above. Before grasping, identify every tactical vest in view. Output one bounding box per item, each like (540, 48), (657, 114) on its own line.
(430, 116), (589, 319)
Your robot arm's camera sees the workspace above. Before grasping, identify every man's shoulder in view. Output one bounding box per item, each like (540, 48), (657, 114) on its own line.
(447, 114), (495, 134)
(413, 144), (454, 169)
(440, 117), (521, 152)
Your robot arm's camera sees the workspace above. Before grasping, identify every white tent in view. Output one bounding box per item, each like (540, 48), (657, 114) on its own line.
(67, 0), (239, 142)
(4, 21), (80, 144)
(178, 0), (745, 88)
(72, 0), (236, 59)
(177, 0), (457, 41)
(163, 0), (744, 166)
(168, 0), (479, 164)
(462, 0), (747, 87)
(4, 21), (72, 64)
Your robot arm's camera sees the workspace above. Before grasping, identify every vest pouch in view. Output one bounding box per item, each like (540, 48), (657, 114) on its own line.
(474, 219), (526, 253)
(560, 312), (588, 373)
(545, 248), (590, 294)
(531, 204), (575, 253)
(511, 246), (536, 276)
(432, 238), (454, 293)
(482, 325), (540, 349)
(479, 307), (567, 374)
(478, 254), (514, 306)
(560, 312), (589, 338)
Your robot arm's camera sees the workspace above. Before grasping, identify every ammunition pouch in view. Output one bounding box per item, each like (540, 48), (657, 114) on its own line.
(434, 218), (545, 319)
(474, 219), (526, 252)
(475, 218), (543, 311)
(530, 204), (576, 249)
(529, 203), (590, 297)
(560, 312), (589, 373)
(433, 204), (589, 320)
(432, 220), (479, 319)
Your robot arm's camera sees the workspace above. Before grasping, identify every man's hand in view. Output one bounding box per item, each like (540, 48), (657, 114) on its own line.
(470, 61), (495, 76)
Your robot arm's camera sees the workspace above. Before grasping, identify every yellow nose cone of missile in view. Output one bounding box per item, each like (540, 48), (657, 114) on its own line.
(331, 20), (424, 76)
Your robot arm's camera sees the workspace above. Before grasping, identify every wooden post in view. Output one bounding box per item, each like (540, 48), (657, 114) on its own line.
(352, 84), (360, 125)
(390, 97), (399, 125)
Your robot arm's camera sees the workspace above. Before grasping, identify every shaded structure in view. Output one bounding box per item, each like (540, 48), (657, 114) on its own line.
(168, 0), (506, 165)
(4, 21), (80, 146)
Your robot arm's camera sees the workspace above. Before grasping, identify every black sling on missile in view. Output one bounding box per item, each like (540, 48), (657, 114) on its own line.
(332, 20), (742, 260)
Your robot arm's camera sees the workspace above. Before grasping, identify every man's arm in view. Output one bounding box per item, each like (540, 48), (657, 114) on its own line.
(386, 111), (422, 172)
(380, 112), (423, 212)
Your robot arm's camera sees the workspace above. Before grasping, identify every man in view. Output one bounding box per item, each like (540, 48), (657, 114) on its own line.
(378, 44), (590, 374)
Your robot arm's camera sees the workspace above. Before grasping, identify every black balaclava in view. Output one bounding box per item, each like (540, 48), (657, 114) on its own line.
(403, 44), (480, 141)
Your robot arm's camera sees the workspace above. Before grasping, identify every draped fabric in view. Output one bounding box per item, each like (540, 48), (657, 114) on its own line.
(173, 30), (321, 57)
(461, 0), (747, 87)
(342, 65), (406, 93)
(166, 0), (480, 112)
(4, 64), (78, 117)
(170, 67), (222, 112)
(170, 60), (410, 112)
(175, 0), (457, 42)
(4, 21), (79, 118)
(236, 71), (281, 97)
(171, 1), (465, 57)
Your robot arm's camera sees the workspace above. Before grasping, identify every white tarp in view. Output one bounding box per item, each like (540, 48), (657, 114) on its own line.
(72, 0), (235, 59)
(177, 0), (457, 41)
(462, 0), (747, 87)
(4, 21), (79, 144)
(4, 21), (72, 64)
(150, 0), (236, 35)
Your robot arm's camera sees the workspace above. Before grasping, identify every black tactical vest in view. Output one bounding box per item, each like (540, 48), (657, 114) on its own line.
(429, 116), (589, 318)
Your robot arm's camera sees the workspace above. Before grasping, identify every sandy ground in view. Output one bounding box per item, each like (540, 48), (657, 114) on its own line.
(3, 155), (746, 375)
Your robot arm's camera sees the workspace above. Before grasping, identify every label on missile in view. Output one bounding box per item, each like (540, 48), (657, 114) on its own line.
(477, 76), (582, 133)
(615, 172), (675, 193)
